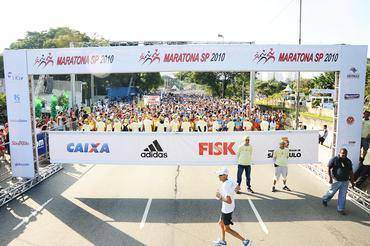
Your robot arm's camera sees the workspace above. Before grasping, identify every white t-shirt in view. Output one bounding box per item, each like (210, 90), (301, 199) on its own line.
(157, 123), (165, 132)
(129, 122), (140, 132)
(260, 120), (269, 131)
(181, 121), (191, 132)
(143, 119), (153, 132)
(220, 179), (238, 214)
(226, 121), (235, 132)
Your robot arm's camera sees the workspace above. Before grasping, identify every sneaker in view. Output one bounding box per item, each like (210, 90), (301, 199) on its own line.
(272, 186), (276, 192)
(243, 239), (252, 246)
(214, 239), (227, 245)
(283, 186), (291, 191)
(337, 210), (346, 216)
(322, 200), (328, 207)
(247, 188), (254, 193)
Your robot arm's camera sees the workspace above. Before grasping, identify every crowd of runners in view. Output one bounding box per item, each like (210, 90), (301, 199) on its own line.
(36, 94), (292, 132)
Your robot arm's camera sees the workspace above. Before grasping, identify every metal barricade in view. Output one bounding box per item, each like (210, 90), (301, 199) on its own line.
(303, 163), (370, 214)
(0, 131), (63, 207)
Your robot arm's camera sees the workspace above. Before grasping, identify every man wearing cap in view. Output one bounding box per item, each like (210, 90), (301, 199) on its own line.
(214, 167), (252, 246)
(236, 136), (254, 193)
(272, 140), (290, 192)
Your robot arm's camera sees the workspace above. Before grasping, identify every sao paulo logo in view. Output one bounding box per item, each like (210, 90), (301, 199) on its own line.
(67, 143), (110, 153)
(141, 140), (168, 158)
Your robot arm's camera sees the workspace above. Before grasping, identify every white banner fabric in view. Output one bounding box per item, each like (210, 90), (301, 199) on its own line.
(144, 95), (160, 106)
(49, 131), (318, 165)
(25, 45), (366, 75)
(3, 50), (35, 178)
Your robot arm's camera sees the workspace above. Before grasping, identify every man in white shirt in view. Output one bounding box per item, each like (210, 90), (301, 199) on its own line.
(260, 117), (269, 131)
(113, 119), (122, 132)
(214, 167), (252, 246)
(143, 116), (153, 132)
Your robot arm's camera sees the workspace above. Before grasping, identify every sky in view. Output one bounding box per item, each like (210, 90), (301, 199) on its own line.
(0, 0), (369, 53)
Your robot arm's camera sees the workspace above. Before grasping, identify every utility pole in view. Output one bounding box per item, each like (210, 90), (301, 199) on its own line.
(70, 42), (76, 109)
(295, 0), (302, 129)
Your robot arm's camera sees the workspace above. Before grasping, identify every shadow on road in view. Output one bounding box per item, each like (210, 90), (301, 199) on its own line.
(0, 165), (145, 246)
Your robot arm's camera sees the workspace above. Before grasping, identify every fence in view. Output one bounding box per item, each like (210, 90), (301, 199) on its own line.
(0, 131), (63, 207)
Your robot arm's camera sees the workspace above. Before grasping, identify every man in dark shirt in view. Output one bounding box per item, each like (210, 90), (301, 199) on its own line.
(322, 148), (355, 215)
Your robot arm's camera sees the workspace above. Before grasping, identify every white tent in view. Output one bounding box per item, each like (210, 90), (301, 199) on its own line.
(283, 84), (293, 92)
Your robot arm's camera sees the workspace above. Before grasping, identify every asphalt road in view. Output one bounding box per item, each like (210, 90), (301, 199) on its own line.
(0, 163), (369, 246)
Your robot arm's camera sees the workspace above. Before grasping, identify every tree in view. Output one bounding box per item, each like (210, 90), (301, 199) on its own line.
(255, 79), (284, 97)
(176, 72), (250, 98)
(311, 72), (335, 89)
(137, 73), (164, 93)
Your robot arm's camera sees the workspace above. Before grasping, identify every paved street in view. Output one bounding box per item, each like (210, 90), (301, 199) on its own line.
(0, 157), (369, 246)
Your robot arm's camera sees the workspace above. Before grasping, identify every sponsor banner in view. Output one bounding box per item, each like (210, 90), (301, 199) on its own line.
(336, 45), (368, 170)
(3, 50), (35, 178)
(144, 95), (160, 106)
(37, 132), (47, 156)
(24, 45), (367, 75)
(49, 131), (318, 165)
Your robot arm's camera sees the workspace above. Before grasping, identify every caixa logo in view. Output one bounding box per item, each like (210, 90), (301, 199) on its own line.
(67, 143), (110, 153)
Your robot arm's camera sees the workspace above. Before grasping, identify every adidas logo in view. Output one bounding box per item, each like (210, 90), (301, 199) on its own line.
(141, 140), (168, 158)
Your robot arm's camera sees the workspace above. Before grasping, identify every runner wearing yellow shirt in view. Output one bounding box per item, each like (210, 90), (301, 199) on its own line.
(236, 136), (254, 193)
(272, 140), (290, 192)
(361, 111), (370, 157)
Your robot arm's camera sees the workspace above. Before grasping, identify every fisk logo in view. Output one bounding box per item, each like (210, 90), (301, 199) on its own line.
(67, 143), (110, 153)
(141, 140), (168, 158)
(199, 142), (236, 155)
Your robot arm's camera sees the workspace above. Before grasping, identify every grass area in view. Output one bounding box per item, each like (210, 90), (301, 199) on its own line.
(300, 112), (333, 122)
(256, 104), (295, 113)
(257, 103), (333, 122)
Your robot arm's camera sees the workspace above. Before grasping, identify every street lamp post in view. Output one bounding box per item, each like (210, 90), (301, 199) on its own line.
(295, 0), (302, 129)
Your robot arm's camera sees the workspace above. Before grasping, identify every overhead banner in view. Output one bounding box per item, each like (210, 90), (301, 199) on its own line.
(3, 50), (35, 178)
(144, 95), (161, 106)
(49, 131), (318, 165)
(25, 44), (365, 75)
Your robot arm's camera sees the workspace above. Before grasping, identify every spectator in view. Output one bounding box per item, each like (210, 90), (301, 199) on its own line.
(322, 148), (355, 215)
(319, 125), (328, 145)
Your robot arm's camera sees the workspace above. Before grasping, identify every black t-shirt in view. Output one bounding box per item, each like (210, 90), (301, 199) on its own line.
(328, 156), (352, 181)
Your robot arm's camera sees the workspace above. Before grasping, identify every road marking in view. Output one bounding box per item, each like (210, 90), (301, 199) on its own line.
(140, 198), (152, 229)
(13, 198), (53, 231)
(247, 197), (269, 234)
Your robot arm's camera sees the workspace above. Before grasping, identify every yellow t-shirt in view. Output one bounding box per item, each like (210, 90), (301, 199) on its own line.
(237, 145), (253, 165)
(96, 121), (105, 131)
(273, 148), (289, 166)
(361, 119), (370, 138)
(113, 122), (122, 132)
(243, 121), (253, 131)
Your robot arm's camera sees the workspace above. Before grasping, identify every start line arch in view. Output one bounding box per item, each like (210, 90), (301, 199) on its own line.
(3, 43), (368, 178)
